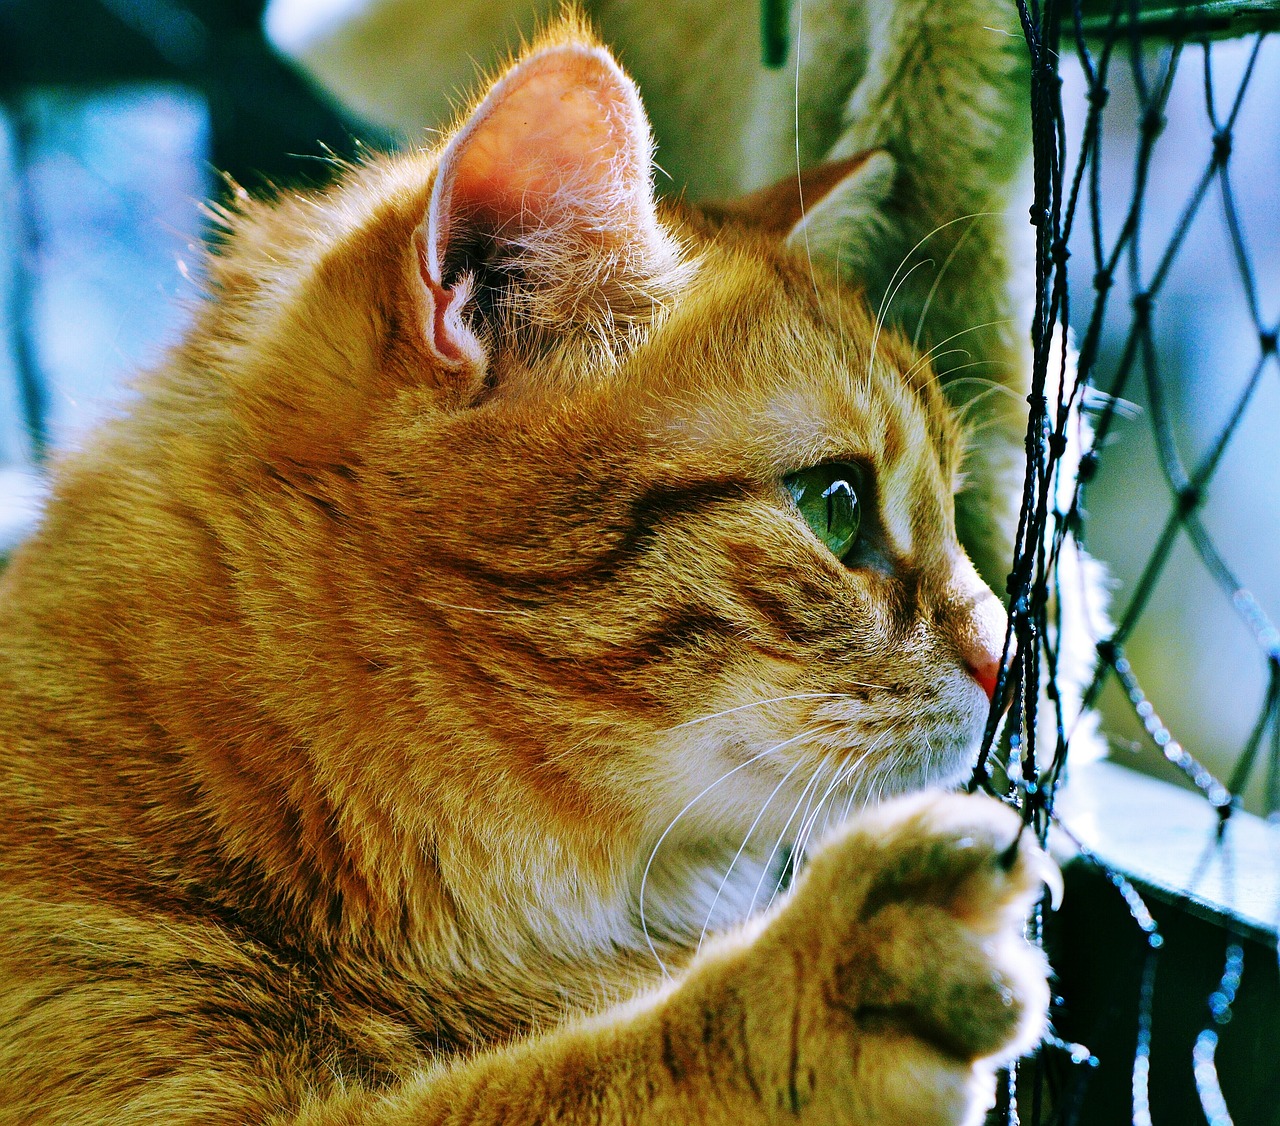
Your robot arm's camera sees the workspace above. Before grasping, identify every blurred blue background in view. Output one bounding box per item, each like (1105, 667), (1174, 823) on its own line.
(0, 0), (378, 546)
(1060, 36), (1280, 814)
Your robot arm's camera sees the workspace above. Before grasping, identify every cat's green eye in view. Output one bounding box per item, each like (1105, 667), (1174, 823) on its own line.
(784, 463), (863, 561)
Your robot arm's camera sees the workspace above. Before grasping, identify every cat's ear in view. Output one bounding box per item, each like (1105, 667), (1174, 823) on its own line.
(417, 37), (682, 377)
(783, 151), (897, 262)
(696, 151), (885, 235)
(701, 151), (898, 266)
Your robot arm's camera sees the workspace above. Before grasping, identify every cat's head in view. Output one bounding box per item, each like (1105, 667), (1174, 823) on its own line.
(172, 20), (1006, 905)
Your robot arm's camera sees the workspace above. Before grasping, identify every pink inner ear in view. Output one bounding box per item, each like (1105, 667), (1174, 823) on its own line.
(418, 43), (655, 367)
(423, 43), (652, 287)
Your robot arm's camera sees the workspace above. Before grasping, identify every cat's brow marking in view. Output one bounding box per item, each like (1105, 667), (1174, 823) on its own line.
(422, 478), (752, 596)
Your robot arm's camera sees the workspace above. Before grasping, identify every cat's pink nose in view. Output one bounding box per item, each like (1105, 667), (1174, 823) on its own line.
(956, 589), (1008, 703)
(967, 655), (1001, 703)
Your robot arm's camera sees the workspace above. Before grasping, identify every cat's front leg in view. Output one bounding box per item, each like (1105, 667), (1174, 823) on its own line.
(300, 792), (1051, 1126)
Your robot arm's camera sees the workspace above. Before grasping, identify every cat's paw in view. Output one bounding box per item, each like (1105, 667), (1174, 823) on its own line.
(818, 792), (1053, 1055)
(763, 791), (1055, 1123)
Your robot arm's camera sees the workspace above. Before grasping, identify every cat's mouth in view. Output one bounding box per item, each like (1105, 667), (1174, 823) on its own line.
(653, 673), (992, 819)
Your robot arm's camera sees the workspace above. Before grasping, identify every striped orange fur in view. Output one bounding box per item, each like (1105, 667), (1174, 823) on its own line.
(0, 18), (1052, 1124)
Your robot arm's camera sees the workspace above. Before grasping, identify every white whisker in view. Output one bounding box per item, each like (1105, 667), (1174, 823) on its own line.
(870, 212), (1003, 379)
(902, 317), (1015, 382)
(911, 214), (989, 350)
(762, 748), (839, 912)
(840, 775), (859, 821)
(791, 749), (833, 854)
(793, 0), (816, 298)
(836, 253), (848, 371)
(842, 754), (877, 822)
(909, 346), (972, 374)
(867, 258), (933, 380)
(666, 690), (881, 731)
(961, 414), (1024, 442)
(695, 755), (806, 952)
(951, 376), (1025, 423)
(747, 753), (833, 917)
(867, 753), (895, 807)
(947, 373), (1021, 395)
(793, 736), (889, 863)
(794, 753), (856, 859)
(765, 743), (873, 914)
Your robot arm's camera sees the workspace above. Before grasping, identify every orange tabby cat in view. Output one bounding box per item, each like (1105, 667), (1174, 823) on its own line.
(0, 19), (1054, 1125)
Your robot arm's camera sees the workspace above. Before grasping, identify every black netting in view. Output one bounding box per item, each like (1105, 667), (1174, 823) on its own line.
(974, 2), (1280, 1122)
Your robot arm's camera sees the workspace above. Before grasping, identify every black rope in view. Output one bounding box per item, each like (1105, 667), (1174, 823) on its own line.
(760, 0), (793, 67)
